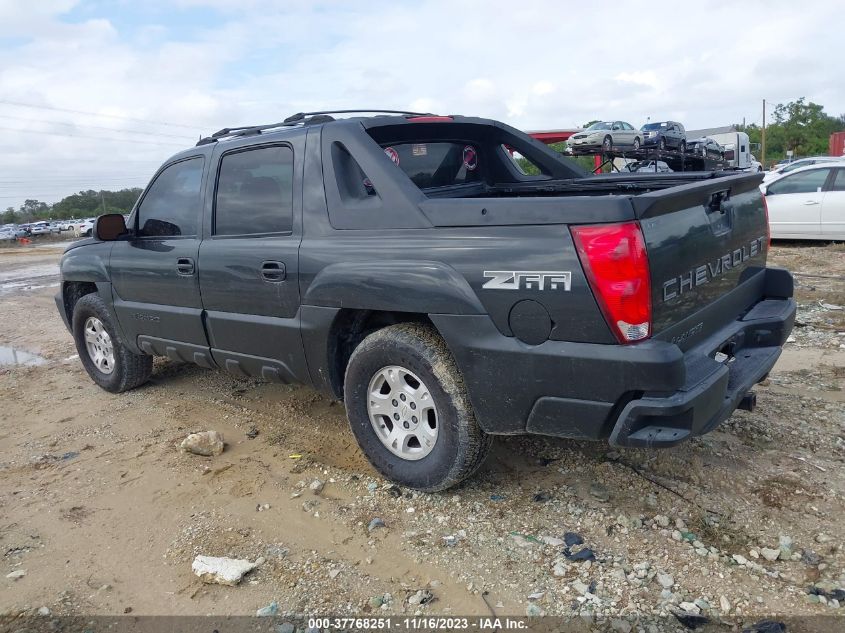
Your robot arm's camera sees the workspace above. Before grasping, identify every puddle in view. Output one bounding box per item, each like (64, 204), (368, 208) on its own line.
(0, 346), (47, 367)
(0, 263), (59, 282)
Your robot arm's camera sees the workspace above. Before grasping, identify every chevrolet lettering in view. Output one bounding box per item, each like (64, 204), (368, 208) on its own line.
(662, 236), (767, 302)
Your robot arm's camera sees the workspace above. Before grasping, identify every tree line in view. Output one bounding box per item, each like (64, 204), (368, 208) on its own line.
(2, 188), (143, 224)
(737, 98), (844, 165)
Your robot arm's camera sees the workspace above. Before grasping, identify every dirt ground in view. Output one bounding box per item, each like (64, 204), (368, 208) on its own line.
(1, 239), (844, 625)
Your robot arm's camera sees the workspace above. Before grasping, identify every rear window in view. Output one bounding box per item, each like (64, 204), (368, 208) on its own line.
(381, 142), (481, 189)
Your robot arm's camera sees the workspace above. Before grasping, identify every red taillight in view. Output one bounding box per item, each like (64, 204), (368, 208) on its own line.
(762, 194), (771, 248)
(571, 222), (652, 344)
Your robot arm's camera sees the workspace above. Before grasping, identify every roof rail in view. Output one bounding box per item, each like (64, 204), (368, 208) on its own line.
(196, 119), (306, 146)
(282, 109), (432, 123)
(196, 110), (434, 146)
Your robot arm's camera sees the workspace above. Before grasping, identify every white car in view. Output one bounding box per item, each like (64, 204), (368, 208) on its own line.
(29, 221), (55, 235)
(761, 163), (845, 240)
(75, 218), (96, 236)
(763, 156), (845, 183)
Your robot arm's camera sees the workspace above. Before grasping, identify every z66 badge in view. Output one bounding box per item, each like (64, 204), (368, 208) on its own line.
(482, 271), (571, 291)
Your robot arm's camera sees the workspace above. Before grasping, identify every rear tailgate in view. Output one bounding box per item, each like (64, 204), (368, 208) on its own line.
(630, 172), (769, 346)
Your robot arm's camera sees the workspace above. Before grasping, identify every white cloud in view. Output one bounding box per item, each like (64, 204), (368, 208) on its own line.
(0, 0), (843, 208)
(614, 71), (660, 90)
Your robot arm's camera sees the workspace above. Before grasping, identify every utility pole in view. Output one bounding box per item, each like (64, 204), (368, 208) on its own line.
(762, 99), (767, 167)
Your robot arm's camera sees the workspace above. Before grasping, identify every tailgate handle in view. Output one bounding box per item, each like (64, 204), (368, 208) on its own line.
(707, 189), (732, 214)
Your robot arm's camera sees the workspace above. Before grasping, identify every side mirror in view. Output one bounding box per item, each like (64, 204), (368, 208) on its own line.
(94, 213), (128, 241)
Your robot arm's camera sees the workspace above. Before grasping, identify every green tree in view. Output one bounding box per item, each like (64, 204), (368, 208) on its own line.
(737, 98), (844, 163)
(2, 207), (16, 224)
(17, 199), (49, 222)
(49, 188), (143, 219)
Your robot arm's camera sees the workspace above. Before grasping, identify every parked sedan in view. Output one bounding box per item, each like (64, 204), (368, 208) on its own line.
(687, 137), (723, 159)
(622, 160), (673, 173)
(3, 225), (29, 238)
(567, 121), (642, 153)
(75, 218), (96, 237)
(29, 221), (54, 236)
(762, 156), (845, 183)
(762, 163), (845, 240)
(641, 121), (686, 152)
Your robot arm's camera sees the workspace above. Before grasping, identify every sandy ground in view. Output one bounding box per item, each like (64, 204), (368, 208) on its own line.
(0, 239), (844, 625)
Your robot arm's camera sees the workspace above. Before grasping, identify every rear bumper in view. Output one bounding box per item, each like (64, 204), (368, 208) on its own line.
(608, 294), (794, 447)
(431, 268), (795, 446)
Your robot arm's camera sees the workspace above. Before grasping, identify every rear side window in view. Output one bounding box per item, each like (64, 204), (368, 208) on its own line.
(382, 142), (482, 189)
(214, 146), (294, 235)
(332, 142), (378, 201)
(830, 169), (845, 191)
(502, 146), (547, 176)
(768, 168), (831, 195)
(136, 157), (204, 237)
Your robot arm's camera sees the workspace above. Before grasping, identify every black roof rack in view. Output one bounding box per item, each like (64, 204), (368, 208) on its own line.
(196, 109), (434, 146)
(282, 109), (431, 123)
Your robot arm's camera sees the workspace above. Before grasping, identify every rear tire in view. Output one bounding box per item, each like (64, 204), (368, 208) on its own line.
(72, 293), (152, 393)
(659, 137), (666, 151)
(632, 137), (641, 151)
(680, 140), (687, 154)
(344, 323), (491, 492)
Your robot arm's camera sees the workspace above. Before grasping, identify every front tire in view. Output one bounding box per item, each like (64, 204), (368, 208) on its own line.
(344, 323), (491, 492)
(680, 140), (687, 154)
(72, 293), (152, 393)
(602, 136), (613, 153)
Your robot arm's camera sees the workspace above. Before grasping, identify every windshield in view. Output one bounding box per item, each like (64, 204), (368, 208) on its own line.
(781, 160), (812, 173)
(641, 122), (668, 130)
(585, 122), (612, 131)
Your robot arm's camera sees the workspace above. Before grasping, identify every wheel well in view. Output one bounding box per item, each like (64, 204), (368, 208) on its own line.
(327, 309), (433, 400)
(63, 281), (98, 324)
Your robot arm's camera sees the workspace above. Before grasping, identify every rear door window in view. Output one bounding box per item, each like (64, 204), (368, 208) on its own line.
(381, 142), (482, 188)
(214, 145), (294, 235)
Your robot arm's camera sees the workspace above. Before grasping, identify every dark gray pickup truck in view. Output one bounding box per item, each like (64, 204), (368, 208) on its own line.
(56, 111), (795, 491)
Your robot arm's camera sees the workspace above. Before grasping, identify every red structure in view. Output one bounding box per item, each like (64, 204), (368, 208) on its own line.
(831, 131), (845, 157)
(527, 129), (580, 144)
(527, 129), (602, 171)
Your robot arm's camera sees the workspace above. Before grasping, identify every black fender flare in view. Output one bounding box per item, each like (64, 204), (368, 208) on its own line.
(303, 260), (485, 315)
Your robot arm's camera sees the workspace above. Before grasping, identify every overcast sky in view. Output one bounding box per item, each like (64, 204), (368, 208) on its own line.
(1, 0), (842, 210)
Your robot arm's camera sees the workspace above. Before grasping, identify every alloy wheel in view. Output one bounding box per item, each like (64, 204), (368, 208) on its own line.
(366, 365), (438, 460)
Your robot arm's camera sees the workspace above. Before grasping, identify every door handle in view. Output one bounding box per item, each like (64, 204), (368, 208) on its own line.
(260, 260), (286, 282)
(176, 257), (195, 275)
(803, 200), (820, 205)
